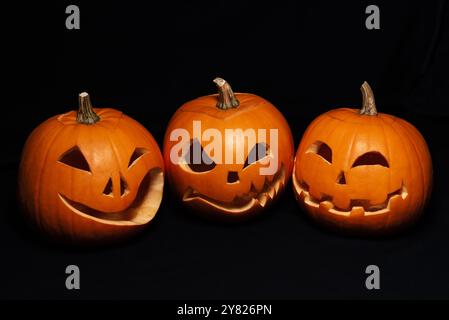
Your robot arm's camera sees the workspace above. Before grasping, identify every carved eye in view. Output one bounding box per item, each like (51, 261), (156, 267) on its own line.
(128, 148), (149, 168)
(58, 146), (91, 172)
(243, 143), (269, 168)
(185, 139), (216, 172)
(307, 141), (332, 164)
(352, 151), (389, 168)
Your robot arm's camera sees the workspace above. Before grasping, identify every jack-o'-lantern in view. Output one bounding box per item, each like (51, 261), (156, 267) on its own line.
(293, 82), (432, 234)
(18, 93), (164, 244)
(163, 78), (294, 219)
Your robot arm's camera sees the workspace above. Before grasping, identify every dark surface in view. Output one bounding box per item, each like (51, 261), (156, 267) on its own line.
(2, 1), (449, 299)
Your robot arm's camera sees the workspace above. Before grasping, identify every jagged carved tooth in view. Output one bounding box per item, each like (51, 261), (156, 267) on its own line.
(292, 180), (304, 199)
(273, 179), (281, 194)
(267, 184), (275, 199)
(297, 188), (306, 201)
(275, 180), (284, 193)
(258, 193), (268, 207)
(273, 182), (279, 195)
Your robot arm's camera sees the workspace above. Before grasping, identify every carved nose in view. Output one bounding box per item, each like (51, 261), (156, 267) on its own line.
(336, 171), (346, 185)
(119, 175), (128, 196)
(227, 171), (240, 183)
(102, 175), (129, 197)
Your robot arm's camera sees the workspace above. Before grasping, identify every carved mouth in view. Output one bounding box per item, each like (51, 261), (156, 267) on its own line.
(59, 168), (164, 225)
(182, 164), (285, 214)
(292, 168), (408, 216)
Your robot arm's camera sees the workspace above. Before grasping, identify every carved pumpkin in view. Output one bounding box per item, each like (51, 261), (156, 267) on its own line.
(163, 78), (294, 218)
(18, 93), (164, 244)
(293, 82), (432, 234)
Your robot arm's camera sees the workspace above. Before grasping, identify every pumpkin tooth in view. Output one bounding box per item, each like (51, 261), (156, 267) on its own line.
(267, 182), (275, 199)
(350, 206), (365, 217)
(258, 193), (268, 207)
(400, 183), (408, 199)
(297, 187), (306, 202)
(319, 201), (334, 211)
(274, 179), (282, 195)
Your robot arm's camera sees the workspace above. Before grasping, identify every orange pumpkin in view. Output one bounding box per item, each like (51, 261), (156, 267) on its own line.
(163, 78), (294, 219)
(293, 82), (432, 234)
(18, 93), (164, 244)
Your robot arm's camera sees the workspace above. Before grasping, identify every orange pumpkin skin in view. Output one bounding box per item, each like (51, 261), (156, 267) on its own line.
(18, 95), (164, 244)
(293, 83), (432, 235)
(163, 79), (294, 219)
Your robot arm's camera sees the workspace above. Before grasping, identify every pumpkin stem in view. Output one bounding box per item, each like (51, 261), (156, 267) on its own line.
(360, 81), (378, 116)
(77, 92), (100, 124)
(213, 77), (240, 110)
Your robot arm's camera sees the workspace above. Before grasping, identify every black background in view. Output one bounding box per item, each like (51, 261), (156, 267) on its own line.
(2, 1), (449, 299)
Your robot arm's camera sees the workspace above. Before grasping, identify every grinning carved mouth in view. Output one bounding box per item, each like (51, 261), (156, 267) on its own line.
(292, 168), (408, 216)
(59, 168), (164, 225)
(182, 164), (285, 213)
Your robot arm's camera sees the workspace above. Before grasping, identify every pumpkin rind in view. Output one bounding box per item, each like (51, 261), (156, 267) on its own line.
(293, 83), (432, 234)
(163, 79), (294, 218)
(18, 95), (164, 244)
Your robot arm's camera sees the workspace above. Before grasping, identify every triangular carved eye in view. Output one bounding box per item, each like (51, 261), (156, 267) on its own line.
(128, 148), (149, 168)
(243, 143), (269, 168)
(352, 152), (389, 168)
(307, 141), (332, 164)
(185, 139), (216, 172)
(59, 146), (91, 172)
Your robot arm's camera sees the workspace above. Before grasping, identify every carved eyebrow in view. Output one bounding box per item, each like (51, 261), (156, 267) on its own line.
(128, 148), (149, 168)
(306, 141), (332, 164)
(352, 151), (389, 168)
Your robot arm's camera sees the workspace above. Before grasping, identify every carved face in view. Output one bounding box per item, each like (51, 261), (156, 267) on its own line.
(19, 106), (164, 243)
(293, 108), (432, 233)
(164, 92), (294, 218)
(179, 137), (286, 215)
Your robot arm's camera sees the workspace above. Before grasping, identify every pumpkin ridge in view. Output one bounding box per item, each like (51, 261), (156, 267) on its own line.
(379, 116), (393, 226)
(387, 120), (417, 226)
(163, 78), (293, 218)
(310, 116), (342, 197)
(397, 119), (429, 211)
(36, 122), (66, 234)
(19, 93), (165, 243)
(293, 82), (432, 234)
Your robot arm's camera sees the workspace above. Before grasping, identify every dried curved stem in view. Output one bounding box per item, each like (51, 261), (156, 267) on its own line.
(77, 92), (100, 124)
(360, 82), (378, 116)
(213, 78), (240, 110)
